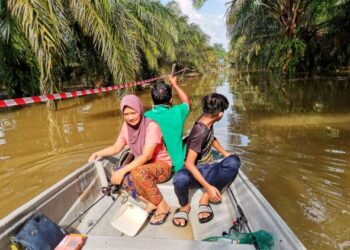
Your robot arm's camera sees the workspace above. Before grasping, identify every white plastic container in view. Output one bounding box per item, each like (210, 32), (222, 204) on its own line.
(110, 201), (148, 237)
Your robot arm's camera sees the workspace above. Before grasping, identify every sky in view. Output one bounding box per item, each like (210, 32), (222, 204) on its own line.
(160, 0), (229, 50)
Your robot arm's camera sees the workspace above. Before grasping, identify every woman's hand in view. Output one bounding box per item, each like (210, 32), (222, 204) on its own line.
(88, 152), (101, 163)
(206, 185), (222, 203)
(111, 169), (126, 185)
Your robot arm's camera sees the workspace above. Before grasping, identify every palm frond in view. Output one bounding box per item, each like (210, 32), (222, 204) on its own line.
(122, 0), (178, 69)
(192, 0), (207, 9)
(7, 0), (67, 93)
(69, 0), (136, 83)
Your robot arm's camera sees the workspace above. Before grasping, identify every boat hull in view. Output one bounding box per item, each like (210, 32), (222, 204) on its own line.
(0, 155), (306, 249)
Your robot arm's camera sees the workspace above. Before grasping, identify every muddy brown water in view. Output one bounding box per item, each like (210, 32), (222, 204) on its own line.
(0, 71), (349, 249)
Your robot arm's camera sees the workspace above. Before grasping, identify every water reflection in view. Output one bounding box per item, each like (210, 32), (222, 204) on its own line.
(225, 70), (350, 250)
(228, 70), (350, 113)
(0, 71), (349, 249)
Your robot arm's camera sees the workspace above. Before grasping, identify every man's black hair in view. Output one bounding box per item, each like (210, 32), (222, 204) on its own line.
(151, 80), (172, 105)
(202, 93), (229, 115)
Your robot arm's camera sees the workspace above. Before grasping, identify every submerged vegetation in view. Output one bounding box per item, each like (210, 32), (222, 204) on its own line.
(0, 0), (218, 98)
(194, 0), (350, 76)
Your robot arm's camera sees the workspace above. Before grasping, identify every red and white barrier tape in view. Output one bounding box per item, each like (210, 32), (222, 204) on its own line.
(0, 77), (163, 108)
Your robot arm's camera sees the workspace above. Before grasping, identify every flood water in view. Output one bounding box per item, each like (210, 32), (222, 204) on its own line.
(0, 71), (350, 249)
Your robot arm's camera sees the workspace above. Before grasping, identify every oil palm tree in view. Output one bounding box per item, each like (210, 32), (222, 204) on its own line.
(1, 0), (217, 98)
(194, 0), (350, 74)
(167, 1), (217, 72)
(121, 0), (178, 70)
(1, 0), (177, 95)
(0, 0), (40, 97)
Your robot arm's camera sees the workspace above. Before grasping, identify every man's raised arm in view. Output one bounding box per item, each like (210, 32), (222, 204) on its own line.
(168, 75), (191, 109)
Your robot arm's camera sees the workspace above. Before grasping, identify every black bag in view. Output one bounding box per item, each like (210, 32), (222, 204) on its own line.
(12, 213), (66, 250)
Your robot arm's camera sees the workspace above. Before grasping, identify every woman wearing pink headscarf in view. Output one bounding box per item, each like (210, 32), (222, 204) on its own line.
(88, 95), (172, 225)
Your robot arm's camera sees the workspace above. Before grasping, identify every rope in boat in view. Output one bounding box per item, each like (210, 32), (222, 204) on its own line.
(0, 68), (188, 108)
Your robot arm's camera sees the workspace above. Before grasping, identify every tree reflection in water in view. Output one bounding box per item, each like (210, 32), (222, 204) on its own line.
(224, 70), (350, 250)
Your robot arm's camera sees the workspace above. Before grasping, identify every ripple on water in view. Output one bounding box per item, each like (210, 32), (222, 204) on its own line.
(341, 210), (350, 215)
(0, 119), (17, 131)
(325, 149), (346, 154)
(301, 175), (309, 180)
(63, 123), (72, 134)
(307, 230), (337, 249)
(319, 185), (343, 198)
(0, 138), (6, 145)
(338, 241), (350, 250)
(214, 127), (251, 147)
(77, 123), (85, 132)
(81, 104), (91, 113)
(294, 152), (316, 160)
(300, 198), (327, 223)
(327, 166), (345, 173)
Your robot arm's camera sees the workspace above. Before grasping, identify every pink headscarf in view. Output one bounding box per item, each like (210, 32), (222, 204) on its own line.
(120, 95), (151, 157)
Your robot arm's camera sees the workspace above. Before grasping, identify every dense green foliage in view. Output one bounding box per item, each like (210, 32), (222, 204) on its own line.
(194, 0), (350, 76)
(0, 0), (217, 98)
(213, 43), (226, 60)
(167, 1), (217, 72)
(228, 0), (350, 75)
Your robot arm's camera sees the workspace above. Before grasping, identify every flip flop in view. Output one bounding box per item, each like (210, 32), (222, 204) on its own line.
(149, 210), (171, 225)
(198, 204), (214, 224)
(172, 208), (190, 227)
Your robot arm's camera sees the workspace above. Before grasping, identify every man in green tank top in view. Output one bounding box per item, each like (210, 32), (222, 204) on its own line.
(145, 75), (190, 172)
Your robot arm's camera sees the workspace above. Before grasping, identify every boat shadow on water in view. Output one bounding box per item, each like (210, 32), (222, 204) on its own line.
(0, 151), (306, 249)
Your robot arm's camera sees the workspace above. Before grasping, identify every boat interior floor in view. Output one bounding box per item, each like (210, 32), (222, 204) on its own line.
(70, 178), (254, 249)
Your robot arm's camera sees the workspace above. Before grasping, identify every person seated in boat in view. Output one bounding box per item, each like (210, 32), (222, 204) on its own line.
(172, 93), (241, 227)
(144, 75), (190, 173)
(88, 94), (172, 225)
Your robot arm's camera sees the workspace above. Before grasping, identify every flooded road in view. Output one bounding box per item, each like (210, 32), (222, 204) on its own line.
(0, 71), (350, 249)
